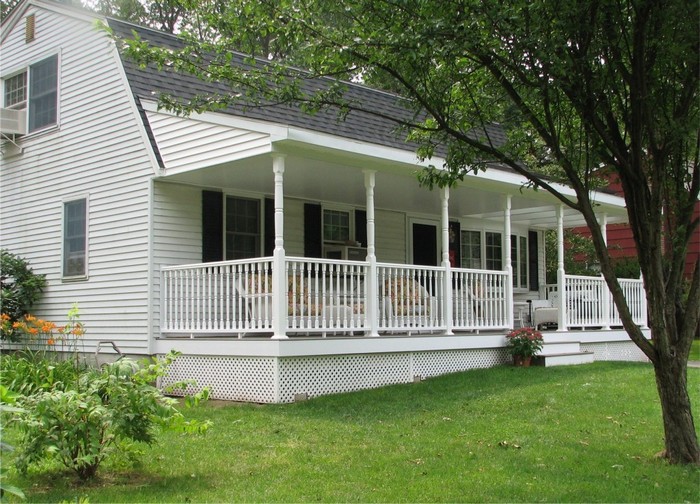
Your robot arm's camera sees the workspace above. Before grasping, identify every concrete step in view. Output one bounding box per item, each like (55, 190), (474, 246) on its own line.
(538, 340), (583, 355)
(533, 351), (595, 367)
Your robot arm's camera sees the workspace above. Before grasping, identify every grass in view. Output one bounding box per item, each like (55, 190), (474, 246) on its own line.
(4, 362), (699, 503)
(691, 338), (700, 361)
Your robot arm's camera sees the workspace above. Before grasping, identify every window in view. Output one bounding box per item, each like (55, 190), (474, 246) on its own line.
(485, 232), (502, 270)
(4, 72), (27, 109)
(460, 230), (482, 269)
(63, 198), (87, 278)
(28, 55), (58, 132)
(323, 208), (350, 243)
(510, 234), (529, 289)
(225, 196), (260, 259)
(2, 54), (58, 133)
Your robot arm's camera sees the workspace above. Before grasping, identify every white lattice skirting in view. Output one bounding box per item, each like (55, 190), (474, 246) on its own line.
(580, 341), (648, 362)
(160, 348), (512, 403)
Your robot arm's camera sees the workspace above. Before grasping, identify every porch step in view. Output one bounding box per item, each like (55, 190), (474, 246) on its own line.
(533, 351), (595, 367)
(534, 338), (595, 367)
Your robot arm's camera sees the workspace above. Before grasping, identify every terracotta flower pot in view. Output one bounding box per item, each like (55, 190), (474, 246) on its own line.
(513, 355), (532, 367)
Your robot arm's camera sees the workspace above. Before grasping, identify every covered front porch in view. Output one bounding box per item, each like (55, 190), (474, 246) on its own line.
(146, 112), (649, 403)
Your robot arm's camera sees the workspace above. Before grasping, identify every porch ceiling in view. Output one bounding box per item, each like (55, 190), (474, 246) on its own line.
(158, 142), (628, 230)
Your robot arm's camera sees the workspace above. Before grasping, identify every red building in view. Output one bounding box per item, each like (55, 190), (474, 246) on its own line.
(574, 175), (699, 279)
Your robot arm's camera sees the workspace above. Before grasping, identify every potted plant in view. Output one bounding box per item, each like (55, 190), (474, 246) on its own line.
(506, 327), (544, 367)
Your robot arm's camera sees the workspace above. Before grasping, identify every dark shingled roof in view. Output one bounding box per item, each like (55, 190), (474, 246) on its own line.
(108, 18), (507, 156)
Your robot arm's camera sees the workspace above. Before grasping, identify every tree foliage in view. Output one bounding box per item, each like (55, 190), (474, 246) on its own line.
(114, 0), (699, 463)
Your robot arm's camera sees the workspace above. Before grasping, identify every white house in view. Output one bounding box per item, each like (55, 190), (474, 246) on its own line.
(0, 0), (648, 403)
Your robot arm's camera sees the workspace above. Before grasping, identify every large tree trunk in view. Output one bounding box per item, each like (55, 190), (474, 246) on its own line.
(653, 345), (700, 464)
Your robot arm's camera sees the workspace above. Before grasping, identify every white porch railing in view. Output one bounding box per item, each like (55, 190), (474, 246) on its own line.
(452, 268), (510, 330)
(549, 275), (647, 328)
(161, 258), (510, 336)
(161, 260), (645, 337)
(377, 263), (446, 333)
(161, 258), (274, 334)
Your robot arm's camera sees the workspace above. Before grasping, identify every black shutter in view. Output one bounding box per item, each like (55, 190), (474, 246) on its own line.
(355, 209), (367, 247)
(304, 203), (323, 258)
(449, 221), (461, 267)
(202, 190), (223, 262)
(264, 197), (275, 257)
(528, 230), (539, 291)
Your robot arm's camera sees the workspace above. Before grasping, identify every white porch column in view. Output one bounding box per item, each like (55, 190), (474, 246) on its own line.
(441, 186), (454, 335)
(504, 195), (514, 328)
(364, 170), (379, 337)
(556, 204), (568, 331)
(271, 154), (288, 339)
(599, 213), (611, 329)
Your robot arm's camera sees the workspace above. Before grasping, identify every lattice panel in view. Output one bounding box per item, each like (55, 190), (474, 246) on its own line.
(278, 353), (412, 403)
(581, 342), (648, 362)
(414, 348), (511, 378)
(160, 355), (278, 403)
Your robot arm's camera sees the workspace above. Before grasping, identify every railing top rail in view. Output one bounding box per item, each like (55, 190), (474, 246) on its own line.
(376, 262), (446, 273)
(450, 267), (510, 276)
(161, 257), (273, 272)
(564, 273), (642, 283)
(286, 256), (369, 267)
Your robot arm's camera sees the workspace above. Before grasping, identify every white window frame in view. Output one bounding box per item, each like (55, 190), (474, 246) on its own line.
(224, 194), (262, 260)
(1, 52), (60, 134)
(460, 229), (482, 269)
(61, 195), (89, 281)
(322, 205), (354, 245)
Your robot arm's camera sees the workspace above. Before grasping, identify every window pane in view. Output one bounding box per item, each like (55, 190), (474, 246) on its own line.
(63, 199), (86, 277)
(4, 72), (27, 108)
(323, 209), (350, 242)
(29, 55), (58, 132)
(460, 230), (482, 269)
(485, 232), (502, 270)
(225, 196), (260, 259)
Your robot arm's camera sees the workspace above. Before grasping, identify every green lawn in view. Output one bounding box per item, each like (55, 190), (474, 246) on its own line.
(691, 338), (700, 361)
(5, 362), (700, 503)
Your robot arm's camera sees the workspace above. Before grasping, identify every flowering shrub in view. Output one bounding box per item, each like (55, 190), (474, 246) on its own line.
(505, 327), (544, 358)
(1, 249), (46, 340)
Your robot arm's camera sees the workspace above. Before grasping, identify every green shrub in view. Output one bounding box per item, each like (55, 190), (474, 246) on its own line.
(1, 250), (47, 341)
(11, 351), (210, 481)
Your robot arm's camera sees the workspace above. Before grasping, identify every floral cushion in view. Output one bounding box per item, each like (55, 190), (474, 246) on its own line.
(384, 277), (429, 316)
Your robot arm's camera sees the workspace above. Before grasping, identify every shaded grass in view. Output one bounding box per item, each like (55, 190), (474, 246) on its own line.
(4, 362), (700, 503)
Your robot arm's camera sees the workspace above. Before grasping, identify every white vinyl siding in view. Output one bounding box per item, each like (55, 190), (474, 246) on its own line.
(0, 6), (155, 354)
(145, 111), (272, 173)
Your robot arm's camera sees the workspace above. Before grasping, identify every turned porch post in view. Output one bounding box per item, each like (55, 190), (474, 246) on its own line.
(504, 195), (514, 328)
(600, 213), (611, 330)
(556, 204), (568, 331)
(271, 153), (288, 339)
(364, 170), (379, 337)
(441, 187), (453, 335)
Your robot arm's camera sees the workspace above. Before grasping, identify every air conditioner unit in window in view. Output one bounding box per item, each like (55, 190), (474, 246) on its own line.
(0, 108), (27, 135)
